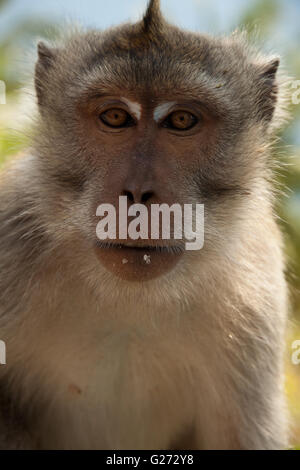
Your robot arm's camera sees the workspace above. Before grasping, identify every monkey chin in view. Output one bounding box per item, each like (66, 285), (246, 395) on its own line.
(94, 242), (184, 282)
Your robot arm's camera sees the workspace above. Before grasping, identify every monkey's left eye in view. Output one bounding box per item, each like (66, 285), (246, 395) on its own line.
(163, 110), (198, 131)
(100, 108), (134, 128)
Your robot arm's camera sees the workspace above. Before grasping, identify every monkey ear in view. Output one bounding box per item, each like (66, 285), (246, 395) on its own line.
(37, 42), (57, 69)
(35, 41), (58, 107)
(256, 58), (280, 123)
(142, 0), (163, 32)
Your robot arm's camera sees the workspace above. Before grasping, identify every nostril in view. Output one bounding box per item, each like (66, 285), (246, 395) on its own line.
(122, 190), (134, 203)
(141, 191), (154, 204)
(121, 189), (154, 204)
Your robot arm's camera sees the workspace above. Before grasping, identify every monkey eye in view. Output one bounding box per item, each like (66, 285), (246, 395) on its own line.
(100, 108), (134, 128)
(162, 110), (198, 131)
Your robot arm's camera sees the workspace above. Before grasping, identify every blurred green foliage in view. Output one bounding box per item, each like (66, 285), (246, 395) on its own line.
(0, 0), (299, 447)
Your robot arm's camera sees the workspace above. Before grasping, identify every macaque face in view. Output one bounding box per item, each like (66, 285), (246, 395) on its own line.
(36, 22), (276, 282)
(75, 88), (220, 281)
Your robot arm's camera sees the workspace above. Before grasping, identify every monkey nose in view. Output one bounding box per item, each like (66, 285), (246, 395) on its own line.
(121, 186), (155, 205)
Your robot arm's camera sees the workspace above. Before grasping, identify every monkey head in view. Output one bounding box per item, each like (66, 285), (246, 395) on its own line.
(33, 0), (285, 283)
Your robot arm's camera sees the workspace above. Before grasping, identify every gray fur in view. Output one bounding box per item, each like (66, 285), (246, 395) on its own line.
(0, 0), (290, 449)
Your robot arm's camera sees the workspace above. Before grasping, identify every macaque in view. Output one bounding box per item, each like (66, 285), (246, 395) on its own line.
(0, 0), (290, 449)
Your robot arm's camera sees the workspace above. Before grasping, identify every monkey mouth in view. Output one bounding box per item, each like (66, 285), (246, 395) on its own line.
(94, 240), (184, 281)
(94, 240), (185, 255)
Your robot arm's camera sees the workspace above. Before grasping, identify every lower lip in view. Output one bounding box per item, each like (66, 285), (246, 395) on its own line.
(94, 244), (183, 282)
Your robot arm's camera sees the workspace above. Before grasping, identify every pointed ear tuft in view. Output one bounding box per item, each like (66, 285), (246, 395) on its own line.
(35, 42), (58, 108)
(257, 58), (280, 123)
(261, 58), (279, 82)
(37, 41), (57, 70)
(143, 0), (163, 32)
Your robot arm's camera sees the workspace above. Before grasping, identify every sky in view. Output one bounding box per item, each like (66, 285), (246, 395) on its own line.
(0, 0), (299, 58)
(0, 0), (298, 37)
(0, 0), (248, 34)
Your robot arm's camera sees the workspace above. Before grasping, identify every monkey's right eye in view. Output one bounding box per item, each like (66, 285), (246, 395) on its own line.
(162, 110), (198, 131)
(99, 108), (134, 128)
